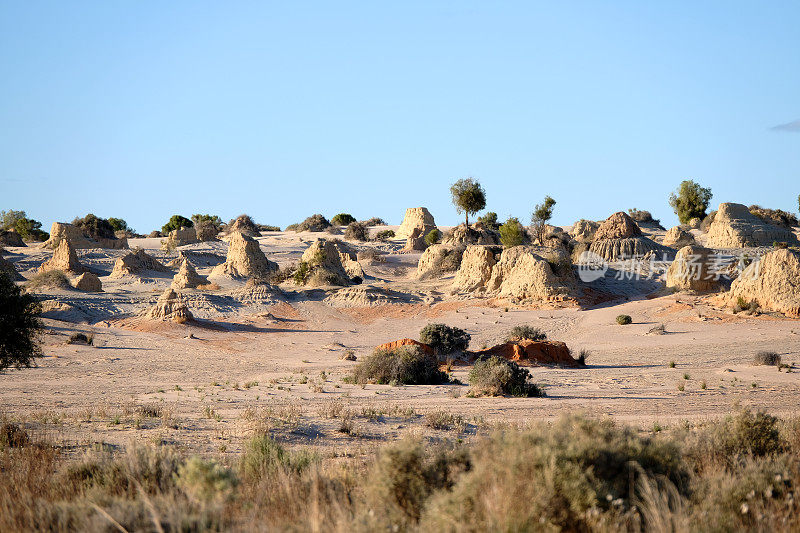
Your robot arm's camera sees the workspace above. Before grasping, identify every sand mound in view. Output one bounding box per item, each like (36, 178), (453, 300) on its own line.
(0, 254), (22, 280)
(594, 212), (642, 240)
(298, 239), (351, 286)
(226, 215), (260, 238)
(324, 286), (418, 307)
(728, 248), (800, 317)
(666, 246), (721, 293)
(72, 272), (102, 292)
(589, 213), (671, 261)
(0, 229), (25, 247)
(163, 227), (198, 248)
(570, 220), (599, 243)
(443, 224), (500, 247)
(488, 246), (572, 302)
(210, 232), (277, 280)
(142, 289), (193, 322)
(231, 281), (283, 303)
(396, 207), (436, 240)
(38, 239), (84, 274)
(110, 249), (170, 278)
(375, 338), (434, 355)
(663, 226), (696, 248)
(172, 259), (207, 289)
(42, 222), (127, 250)
(471, 340), (578, 367)
(706, 203), (797, 248)
(452, 246), (497, 292)
(416, 244), (463, 280)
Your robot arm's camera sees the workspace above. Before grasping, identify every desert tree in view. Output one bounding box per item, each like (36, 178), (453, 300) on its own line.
(669, 180), (712, 224)
(107, 217), (129, 233)
(477, 211), (499, 230)
(450, 178), (486, 227)
(531, 196), (556, 245)
(0, 272), (44, 371)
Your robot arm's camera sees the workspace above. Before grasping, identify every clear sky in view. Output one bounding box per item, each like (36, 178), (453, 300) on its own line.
(1, 1), (798, 233)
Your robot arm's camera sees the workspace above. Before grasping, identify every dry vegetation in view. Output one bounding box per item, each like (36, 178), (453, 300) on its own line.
(1, 409), (798, 531)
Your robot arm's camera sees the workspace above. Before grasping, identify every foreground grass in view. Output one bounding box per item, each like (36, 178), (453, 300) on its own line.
(0, 409), (798, 532)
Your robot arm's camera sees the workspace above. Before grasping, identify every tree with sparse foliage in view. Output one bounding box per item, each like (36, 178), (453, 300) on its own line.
(0, 210), (26, 230)
(669, 180), (713, 224)
(420, 323), (470, 355)
(0, 272), (44, 371)
(425, 228), (441, 246)
(499, 217), (525, 248)
(162, 215), (194, 234)
(72, 214), (116, 239)
(531, 196), (556, 245)
(450, 178), (486, 226)
(191, 214), (222, 228)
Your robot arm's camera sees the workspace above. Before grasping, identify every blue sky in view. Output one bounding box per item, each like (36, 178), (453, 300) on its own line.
(1, 1), (798, 233)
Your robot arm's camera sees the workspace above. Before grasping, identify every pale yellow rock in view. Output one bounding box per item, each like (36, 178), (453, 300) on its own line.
(728, 248), (800, 317)
(665, 246), (720, 293)
(452, 245), (496, 293)
(39, 239), (83, 274)
(706, 203), (796, 248)
(171, 259), (207, 289)
(142, 288), (193, 322)
(396, 207), (436, 240)
(210, 232), (277, 279)
(663, 226), (696, 248)
(297, 238), (351, 286)
(72, 272), (102, 292)
(110, 249), (170, 278)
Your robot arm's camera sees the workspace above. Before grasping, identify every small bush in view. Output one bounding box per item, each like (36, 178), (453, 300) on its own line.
(419, 323), (470, 355)
(24, 270), (71, 291)
(753, 351), (781, 366)
(161, 214), (193, 234)
(295, 214), (331, 232)
(0, 421), (30, 448)
(331, 213), (356, 226)
(293, 261), (311, 285)
(376, 229), (395, 241)
(477, 211), (499, 230)
(350, 346), (449, 385)
(627, 208), (659, 225)
(616, 314), (632, 325)
(468, 356), (543, 397)
(669, 180), (713, 224)
(424, 410), (465, 431)
(498, 217), (525, 248)
(506, 325), (546, 342)
(362, 217), (387, 226)
(773, 241), (788, 249)
(258, 224), (281, 232)
(344, 221), (368, 241)
(67, 333), (93, 345)
(577, 349), (589, 366)
(175, 456), (237, 504)
(424, 228), (441, 246)
(240, 434), (316, 482)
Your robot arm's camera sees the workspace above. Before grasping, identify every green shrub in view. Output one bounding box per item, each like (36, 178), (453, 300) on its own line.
(753, 351), (781, 366)
(258, 224), (281, 232)
(350, 346), (448, 385)
(293, 261), (311, 285)
(175, 456), (237, 504)
(1, 211), (48, 241)
(240, 434), (316, 482)
(506, 325), (546, 342)
(72, 213), (116, 239)
(362, 217), (387, 226)
(422, 414), (686, 531)
(498, 217), (525, 248)
(67, 333), (93, 345)
(669, 180), (713, 224)
(616, 314), (632, 325)
(24, 270), (71, 291)
(107, 217), (129, 233)
(627, 208), (659, 225)
(162, 214), (193, 234)
(477, 211), (499, 230)
(468, 356), (543, 397)
(344, 221), (368, 241)
(376, 229), (395, 241)
(419, 323), (470, 355)
(531, 196), (556, 244)
(364, 439), (469, 526)
(424, 228), (440, 246)
(331, 213), (356, 226)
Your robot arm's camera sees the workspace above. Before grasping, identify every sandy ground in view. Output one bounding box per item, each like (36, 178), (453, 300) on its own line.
(2, 227), (800, 460)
